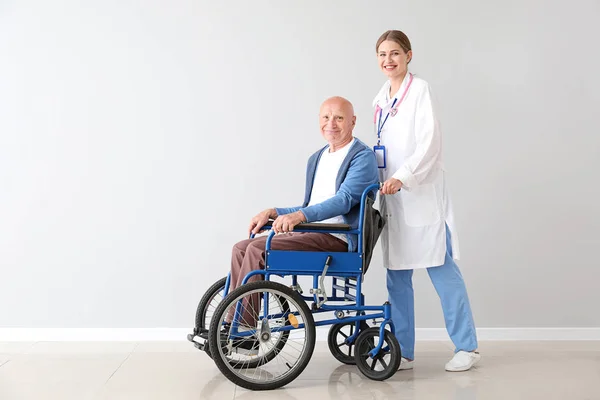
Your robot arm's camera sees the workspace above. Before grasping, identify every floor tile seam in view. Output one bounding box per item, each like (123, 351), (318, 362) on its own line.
(102, 342), (140, 385)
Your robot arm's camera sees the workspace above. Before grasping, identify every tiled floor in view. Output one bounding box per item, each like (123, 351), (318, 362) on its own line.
(1, 340), (599, 399)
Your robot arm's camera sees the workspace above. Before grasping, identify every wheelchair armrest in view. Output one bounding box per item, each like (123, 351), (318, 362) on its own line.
(293, 222), (352, 231)
(262, 221), (352, 232)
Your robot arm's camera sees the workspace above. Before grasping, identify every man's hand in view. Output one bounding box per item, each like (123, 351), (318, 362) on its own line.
(248, 208), (278, 236)
(380, 178), (403, 195)
(272, 211), (306, 234)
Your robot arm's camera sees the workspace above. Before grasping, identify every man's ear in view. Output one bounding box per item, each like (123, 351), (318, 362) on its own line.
(352, 116), (357, 126)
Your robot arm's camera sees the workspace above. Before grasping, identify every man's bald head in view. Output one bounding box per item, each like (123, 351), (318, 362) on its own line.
(319, 96), (356, 152)
(320, 96), (355, 116)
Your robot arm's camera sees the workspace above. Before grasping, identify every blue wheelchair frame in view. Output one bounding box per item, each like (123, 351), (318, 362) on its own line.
(224, 183), (393, 358)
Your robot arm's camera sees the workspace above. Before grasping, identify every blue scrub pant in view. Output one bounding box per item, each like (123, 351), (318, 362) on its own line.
(386, 226), (478, 360)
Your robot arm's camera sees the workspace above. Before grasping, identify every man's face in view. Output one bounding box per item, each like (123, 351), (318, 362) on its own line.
(319, 99), (355, 146)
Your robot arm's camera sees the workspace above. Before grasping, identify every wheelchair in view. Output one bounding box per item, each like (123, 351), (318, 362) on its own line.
(186, 183), (400, 391)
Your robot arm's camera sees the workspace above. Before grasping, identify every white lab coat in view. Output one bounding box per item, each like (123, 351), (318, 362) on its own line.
(373, 74), (460, 270)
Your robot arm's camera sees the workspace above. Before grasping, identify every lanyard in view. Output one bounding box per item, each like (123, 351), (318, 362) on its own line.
(374, 73), (414, 145)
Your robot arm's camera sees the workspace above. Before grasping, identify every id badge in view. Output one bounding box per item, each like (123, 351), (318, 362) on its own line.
(373, 145), (386, 169)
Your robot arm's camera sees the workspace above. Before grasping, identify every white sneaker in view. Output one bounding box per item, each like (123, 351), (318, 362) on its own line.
(397, 357), (414, 370)
(445, 351), (481, 372)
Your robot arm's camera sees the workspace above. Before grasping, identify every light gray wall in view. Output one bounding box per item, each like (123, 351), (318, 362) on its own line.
(1, 0), (599, 330)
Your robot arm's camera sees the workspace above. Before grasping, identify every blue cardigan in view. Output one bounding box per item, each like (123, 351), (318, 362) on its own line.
(275, 138), (379, 252)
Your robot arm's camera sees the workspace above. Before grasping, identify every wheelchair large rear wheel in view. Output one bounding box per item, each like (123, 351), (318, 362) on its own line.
(193, 277), (227, 359)
(194, 278), (290, 368)
(226, 293), (291, 370)
(208, 281), (316, 391)
(195, 277), (227, 334)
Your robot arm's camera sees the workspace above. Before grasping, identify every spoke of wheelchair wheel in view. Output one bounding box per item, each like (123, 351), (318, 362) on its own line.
(370, 358), (377, 370)
(379, 356), (388, 370)
(263, 311), (302, 371)
(220, 289), (312, 383)
(270, 338), (298, 370)
(245, 299), (259, 329)
(271, 351), (300, 376)
(207, 294), (222, 311)
(205, 296), (222, 322)
(231, 357), (245, 369)
(359, 340), (375, 358)
(367, 340), (375, 352)
(228, 308), (259, 370)
(249, 361), (260, 380)
(270, 343), (289, 374)
(273, 348), (296, 374)
(274, 332), (304, 353)
(281, 334), (304, 351)
(276, 337), (302, 359)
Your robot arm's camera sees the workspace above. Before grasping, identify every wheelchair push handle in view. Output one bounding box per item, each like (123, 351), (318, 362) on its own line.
(376, 181), (401, 194)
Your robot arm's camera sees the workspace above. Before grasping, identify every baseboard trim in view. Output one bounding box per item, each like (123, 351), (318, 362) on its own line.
(413, 328), (600, 341)
(1, 327), (599, 342)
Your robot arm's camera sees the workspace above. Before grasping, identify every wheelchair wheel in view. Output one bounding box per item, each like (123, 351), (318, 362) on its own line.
(227, 293), (290, 370)
(354, 327), (400, 381)
(195, 277), (227, 333)
(196, 277), (290, 366)
(327, 319), (369, 365)
(193, 277), (227, 358)
(208, 281), (316, 391)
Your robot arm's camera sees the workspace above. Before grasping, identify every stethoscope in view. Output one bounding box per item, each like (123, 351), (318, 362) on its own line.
(374, 72), (414, 146)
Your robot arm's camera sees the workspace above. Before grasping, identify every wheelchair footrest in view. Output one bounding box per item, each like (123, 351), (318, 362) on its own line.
(187, 330), (209, 352)
(188, 335), (209, 353)
(194, 341), (206, 351)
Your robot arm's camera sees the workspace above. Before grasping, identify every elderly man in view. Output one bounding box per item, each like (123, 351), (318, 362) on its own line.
(227, 97), (378, 353)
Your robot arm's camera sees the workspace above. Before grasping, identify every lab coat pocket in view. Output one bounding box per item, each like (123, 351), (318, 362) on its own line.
(401, 184), (440, 227)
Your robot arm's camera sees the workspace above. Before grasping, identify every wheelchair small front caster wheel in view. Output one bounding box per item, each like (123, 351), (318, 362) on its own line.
(354, 327), (401, 381)
(327, 320), (370, 365)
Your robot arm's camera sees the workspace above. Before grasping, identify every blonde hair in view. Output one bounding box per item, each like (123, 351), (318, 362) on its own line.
(376, 30), (412, 55)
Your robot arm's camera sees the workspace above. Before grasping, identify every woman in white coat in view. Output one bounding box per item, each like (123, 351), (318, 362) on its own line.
(373, 30), (480, 372)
